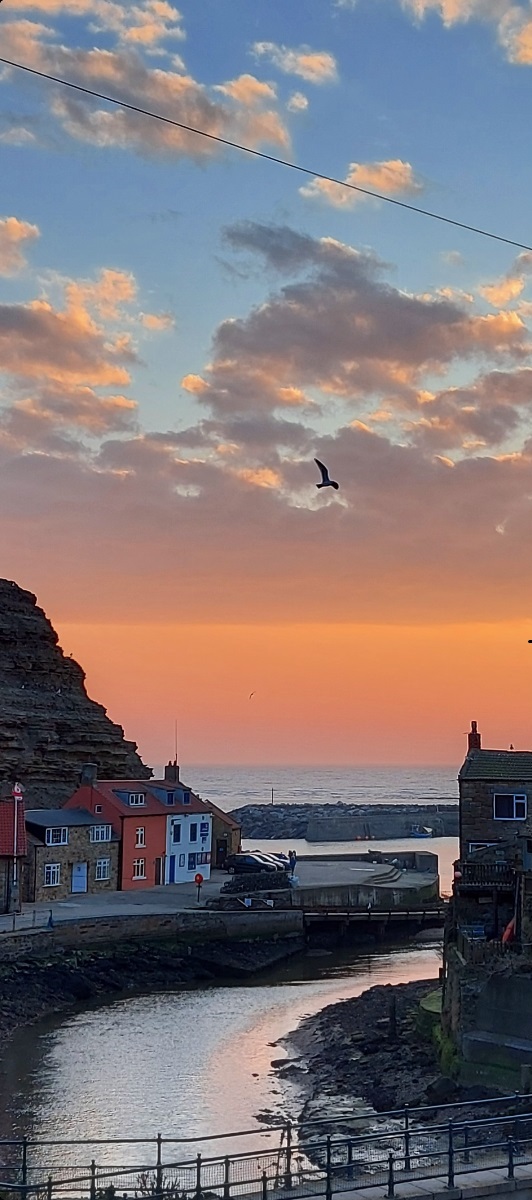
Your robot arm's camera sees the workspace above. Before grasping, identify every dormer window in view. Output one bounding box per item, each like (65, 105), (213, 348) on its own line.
(167, 792), (175, 805)
(129, 793), (145, 806)
(182, 792), (191, 805)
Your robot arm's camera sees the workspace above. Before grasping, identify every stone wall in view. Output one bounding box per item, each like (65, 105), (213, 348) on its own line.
(0, 908), (305, 960)
(0, 579), (150, 807)
(460, 778), (532, 856)
(232, 802), (459, 841)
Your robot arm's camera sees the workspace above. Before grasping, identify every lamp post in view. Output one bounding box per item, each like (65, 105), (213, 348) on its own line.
(11, 781), (23, 911)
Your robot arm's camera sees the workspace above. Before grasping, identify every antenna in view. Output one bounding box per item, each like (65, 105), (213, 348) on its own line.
(174, 718), (178, 764)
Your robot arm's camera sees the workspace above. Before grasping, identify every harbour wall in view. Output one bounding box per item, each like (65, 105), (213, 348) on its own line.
(233, 802), (459, 841)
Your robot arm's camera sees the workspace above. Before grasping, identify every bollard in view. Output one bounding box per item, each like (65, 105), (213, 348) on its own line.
(386, 1152), (395, 1199)
(90, 1160), (97, 1200)
(156, 1134), (163, 1198)
(404, 1104), (411, 1173)
(507, 1136), (515, 1181)
(261, 1170), (268, 1200)
(447, 1121), (455, 1190)
(285, 1119), (292, 1190)
(195, 1152), (202, 1200)
(325, 1136), (333, 1200)
(223, 1155), (231, 1200)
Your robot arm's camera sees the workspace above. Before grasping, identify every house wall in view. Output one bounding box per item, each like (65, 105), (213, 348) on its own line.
(64, 785), (122, 837)
(121, 815), (167, 890)
(165, 812), (212, 883)
(459, 777), (532, 857)
(23, 828), (119, 902)
(211, 812), (240, 867)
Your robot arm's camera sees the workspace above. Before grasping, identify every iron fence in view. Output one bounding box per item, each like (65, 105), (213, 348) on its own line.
(1, 1095), (532, 1200)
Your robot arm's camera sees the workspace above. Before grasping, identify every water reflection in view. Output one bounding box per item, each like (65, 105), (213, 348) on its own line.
(1, 944), (441, 1171)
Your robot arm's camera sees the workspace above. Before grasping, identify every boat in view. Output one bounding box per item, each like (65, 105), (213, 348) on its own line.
(410, 824), (433, 838)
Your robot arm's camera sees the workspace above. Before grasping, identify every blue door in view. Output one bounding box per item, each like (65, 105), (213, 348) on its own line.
(71, 862), (88, 893)
(168, 855), (176, 883)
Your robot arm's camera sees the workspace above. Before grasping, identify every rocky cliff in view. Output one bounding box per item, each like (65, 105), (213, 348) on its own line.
(0, 579), (150, 807)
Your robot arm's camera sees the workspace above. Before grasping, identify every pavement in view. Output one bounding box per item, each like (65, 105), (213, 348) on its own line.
(0, 857), (439, 935)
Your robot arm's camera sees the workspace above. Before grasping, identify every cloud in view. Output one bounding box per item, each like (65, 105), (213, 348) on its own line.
(400, 0), (532, 66)
(300, 159), (425, 208)
(479, 252), (532, 308)
(287, 92), (309, 112)
(4, 1), (186, 50)
(252, 42), (338, 84)
(0, 217), (40, 276)
(0, 19), (290, 159)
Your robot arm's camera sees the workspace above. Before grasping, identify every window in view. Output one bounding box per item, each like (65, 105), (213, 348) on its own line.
(182, 792), (191, 805)
(172, 823), (181, 845)
(45, 827), (68, 846)
(198, 852), (211, 865)
(95, 804), (103, 814)
(190, 823), (198, 843)
(188, 853), (197, 871)
(469, 842), (497, 854)
(135, 827), (145, 848)
(179, 853), (185, 867)
(129, 793), (145, 806)
(44, 863), (60, 887)
(166, 792), (174, 805)
(95, 858), (110, 881)
(493, 793), (527, 820)
(90, 825), (112, 843)
(132, 858), (146, 879)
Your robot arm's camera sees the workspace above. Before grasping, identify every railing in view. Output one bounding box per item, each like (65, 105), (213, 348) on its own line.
(1, 1094), (532, 1200)
(456, 929), (507, 963)
(456, 862), (515, 888)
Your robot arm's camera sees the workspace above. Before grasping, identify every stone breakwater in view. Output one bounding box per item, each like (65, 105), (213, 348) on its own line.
(231, 803), (459, 841)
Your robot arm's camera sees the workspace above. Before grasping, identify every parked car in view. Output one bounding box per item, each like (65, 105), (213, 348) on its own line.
(225, 853), (281, 874)
(251, 850), (290, 870)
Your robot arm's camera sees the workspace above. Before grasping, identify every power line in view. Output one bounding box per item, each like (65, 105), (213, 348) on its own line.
(1, 53), (532, 253)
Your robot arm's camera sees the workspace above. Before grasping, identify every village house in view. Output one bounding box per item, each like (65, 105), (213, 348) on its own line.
(442, 722), (532, 1083)
(0, 784), (26, 912)
(63, 763), (214, 889)
(23, 809), (120, 901)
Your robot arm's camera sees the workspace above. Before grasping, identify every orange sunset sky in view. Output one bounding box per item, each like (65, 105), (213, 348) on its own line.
(4, 0), (532, 767)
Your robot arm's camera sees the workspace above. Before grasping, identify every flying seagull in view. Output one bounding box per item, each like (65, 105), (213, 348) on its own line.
(249, 692), (255, 700)
(314, 458), (339, 491)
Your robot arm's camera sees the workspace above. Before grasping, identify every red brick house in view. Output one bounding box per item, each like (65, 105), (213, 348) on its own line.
(0, 785), (27, 912)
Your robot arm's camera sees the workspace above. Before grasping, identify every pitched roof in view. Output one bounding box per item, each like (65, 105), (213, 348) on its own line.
(86, 780), (209, 817)
(205, 799), (241, 830)
(459, 749), (532, 781)
(25, 808), (103, 828)
(0, 799), (27, 857)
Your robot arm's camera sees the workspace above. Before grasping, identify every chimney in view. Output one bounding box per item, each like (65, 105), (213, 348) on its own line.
(164, 759), (180, 784)
(80, 763), (98, 786)
(468, 721), (481, 752)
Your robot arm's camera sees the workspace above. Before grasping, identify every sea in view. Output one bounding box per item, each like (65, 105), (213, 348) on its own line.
(175, 763), (459, 811)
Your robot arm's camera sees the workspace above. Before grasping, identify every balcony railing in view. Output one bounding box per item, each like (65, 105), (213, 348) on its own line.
(455, 861), (515, 888)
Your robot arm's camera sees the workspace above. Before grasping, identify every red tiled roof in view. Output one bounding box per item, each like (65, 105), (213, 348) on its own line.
(95, 779), (209, 816)
(0, 799), (27, 857)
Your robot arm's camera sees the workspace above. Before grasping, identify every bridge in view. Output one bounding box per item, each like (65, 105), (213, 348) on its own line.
(2, 1092), (532, 1200)
(302, 905), (446, 928)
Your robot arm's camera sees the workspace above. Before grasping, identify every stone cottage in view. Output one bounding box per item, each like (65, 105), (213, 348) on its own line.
(23, 809), (119, 902)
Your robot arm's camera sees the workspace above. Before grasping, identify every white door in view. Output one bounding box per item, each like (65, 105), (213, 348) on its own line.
(71, 862), (88, 893)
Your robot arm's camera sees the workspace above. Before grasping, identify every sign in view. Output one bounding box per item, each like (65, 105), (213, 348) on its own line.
(12, 783), (23, 797)
(200, 822), (209, 837)
(195, 873), (204, 886)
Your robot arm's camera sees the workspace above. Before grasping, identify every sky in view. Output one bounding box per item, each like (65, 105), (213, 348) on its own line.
(3, 0), (532, 766)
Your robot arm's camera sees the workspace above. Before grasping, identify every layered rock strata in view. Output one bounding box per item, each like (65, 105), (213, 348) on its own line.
(0, 579), (150, 806)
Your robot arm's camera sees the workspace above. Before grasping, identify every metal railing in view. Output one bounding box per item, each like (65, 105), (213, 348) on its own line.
(456, 862), (515, 887)
(1, 1094), (532, 1200)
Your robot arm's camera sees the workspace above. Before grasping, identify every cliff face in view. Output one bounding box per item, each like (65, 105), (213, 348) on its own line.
(0, 579), (150, 807)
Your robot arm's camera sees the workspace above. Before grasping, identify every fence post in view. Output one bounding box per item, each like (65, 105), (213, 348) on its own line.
(90, 1160), (96, 1200)
(21, 1136), (28, 1189)
(223, 1155), (230, 1200)
(325, 1136), (332, 1200)
(346, 1139), (353, 1181)
(463, 1124), (470, 1165)
(513, 1114), (521, 1154)
(507, 1137), (515, 1181)
(447, 1121), (454, 1190)
(261, 1170), (268, 1200)
(47, 1177), (52, 1200)
(285, 1119), (292, 1190)
(156, 1132), (162, 1200)
(387, 1153), (395, 1199)
(404, 1105), (411, 1173)
(195, 1152), (202, 1200)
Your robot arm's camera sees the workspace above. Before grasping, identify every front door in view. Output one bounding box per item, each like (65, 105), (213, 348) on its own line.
(71, 862), (88, 893)
(216, 839), (228, 868)
(168, 855), (176, 883)
(154, 857), (162, 886)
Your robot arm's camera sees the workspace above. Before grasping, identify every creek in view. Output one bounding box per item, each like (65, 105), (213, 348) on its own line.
(0, 941), (441, 1170)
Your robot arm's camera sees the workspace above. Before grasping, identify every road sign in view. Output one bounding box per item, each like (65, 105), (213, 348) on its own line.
(195, 873), (204, 885)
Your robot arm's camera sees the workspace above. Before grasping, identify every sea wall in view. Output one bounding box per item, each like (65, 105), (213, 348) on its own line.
(232, 802), (459, 841)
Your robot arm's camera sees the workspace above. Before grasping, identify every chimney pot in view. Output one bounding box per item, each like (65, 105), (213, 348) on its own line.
(164, 760), (180, 784)
(468, 721), (482, 752)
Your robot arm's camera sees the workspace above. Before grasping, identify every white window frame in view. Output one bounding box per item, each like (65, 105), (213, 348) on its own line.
(132, 858), (146, 879)
(44, 863), (61, 887)
(95, 858), (110, 881)
(493, 793), (527, 821)
(135, 827), (146, 848)
(90, 825), (112, 843)
(45, 827), (68, 846)
(190, 822), (198, 843)
(95, 804), (103, 814)
(129, 793), (146, 806)
(469, 842), (498, 854)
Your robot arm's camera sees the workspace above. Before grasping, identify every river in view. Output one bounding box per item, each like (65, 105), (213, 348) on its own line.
(0, 942), (441, 1171)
